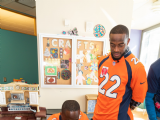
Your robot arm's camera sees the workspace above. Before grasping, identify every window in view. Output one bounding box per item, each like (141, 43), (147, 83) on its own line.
(139, 24), (160, 73)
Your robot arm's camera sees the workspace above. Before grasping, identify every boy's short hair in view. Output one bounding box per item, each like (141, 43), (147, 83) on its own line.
(62, 100), (80, 113)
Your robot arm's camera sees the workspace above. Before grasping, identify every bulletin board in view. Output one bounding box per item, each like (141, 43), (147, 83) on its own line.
(39, 33), (107, 88)
(76, 39), (104, 86)
(43, 37), (72, 85)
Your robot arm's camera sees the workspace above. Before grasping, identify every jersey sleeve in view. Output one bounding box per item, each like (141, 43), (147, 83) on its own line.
(47, 113), (60, 120)
(145, 92), (157, 120)
(146, 65), (159, 120)
(147, 66), (159, 93)
(80, 111), (89, 120)
(130, 65), (148, 103)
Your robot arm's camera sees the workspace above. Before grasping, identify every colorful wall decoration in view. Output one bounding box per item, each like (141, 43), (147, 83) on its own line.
(93, 24), (106, 38)
(45, 76), (57, 84)
(39, 34), (107, 88)
(42, 37), (72, 85)
(45, 66), (57, 76)
(76, 39), (104, 86)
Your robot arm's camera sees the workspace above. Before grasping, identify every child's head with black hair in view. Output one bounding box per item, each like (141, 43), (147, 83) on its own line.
(61, 100), (80, 120)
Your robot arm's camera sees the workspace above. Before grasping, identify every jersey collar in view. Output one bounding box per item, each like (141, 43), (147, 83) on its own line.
(124, 51), (131, 58)
(124, 47), (131, 58)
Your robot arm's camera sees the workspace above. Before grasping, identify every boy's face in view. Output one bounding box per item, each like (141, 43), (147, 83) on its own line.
(61, 110), (80, 120)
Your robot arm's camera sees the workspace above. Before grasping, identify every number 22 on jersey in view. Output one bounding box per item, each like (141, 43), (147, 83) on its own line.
(99, 67), (121, 99)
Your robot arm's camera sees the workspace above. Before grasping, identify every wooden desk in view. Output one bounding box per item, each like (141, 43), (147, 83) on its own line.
(0, 107), (46, 120)
(0, 116), (29, 120)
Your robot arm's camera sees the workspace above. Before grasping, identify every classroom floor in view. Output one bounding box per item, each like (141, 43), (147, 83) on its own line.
(46, 108), (148, 120)
(132, 107), (148, 120)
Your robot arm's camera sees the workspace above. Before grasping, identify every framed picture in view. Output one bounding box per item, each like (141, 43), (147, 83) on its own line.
(45, 76), (57, 84)
(45, 66), (57, 76)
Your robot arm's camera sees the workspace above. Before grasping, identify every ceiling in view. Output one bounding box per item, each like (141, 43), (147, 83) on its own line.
(0, 0), (36, 35)
(1, 0), (160, 31)
(0, 0), (36, 17)
(132, 0), (160, 30)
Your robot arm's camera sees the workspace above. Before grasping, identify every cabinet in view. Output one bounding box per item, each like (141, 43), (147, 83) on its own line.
(0, 91), (6, 105)
(29, 92), (38, 105)
(39, 33), (107, 88)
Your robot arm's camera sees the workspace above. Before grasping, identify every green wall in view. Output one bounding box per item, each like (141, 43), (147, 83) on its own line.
(0, 29), (38, 84)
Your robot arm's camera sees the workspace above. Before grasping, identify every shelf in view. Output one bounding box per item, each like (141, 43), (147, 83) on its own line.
(11, 100), (25, 104)
(10, 91), (24, 93)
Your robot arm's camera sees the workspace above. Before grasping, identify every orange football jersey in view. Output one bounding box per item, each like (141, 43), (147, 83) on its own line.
(93, 51), (148, 120)
(48, 111), (89, 120)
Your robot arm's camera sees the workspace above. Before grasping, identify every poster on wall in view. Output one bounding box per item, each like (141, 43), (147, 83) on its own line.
(45, 76), (57, 84)
(45, 66), (57, 76)
(76, 39), (104, 86)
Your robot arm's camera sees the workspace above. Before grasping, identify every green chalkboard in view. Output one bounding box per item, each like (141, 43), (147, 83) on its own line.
(0, 29), (38, 84)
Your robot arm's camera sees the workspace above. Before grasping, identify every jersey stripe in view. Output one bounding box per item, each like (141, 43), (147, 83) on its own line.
(118, 60), (132, 120)
(124, 51), (131, 58)
(98, 56), (109, 69)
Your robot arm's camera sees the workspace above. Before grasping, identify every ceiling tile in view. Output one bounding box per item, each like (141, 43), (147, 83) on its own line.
(24, 8), (36, 17)
(5, 2), (33, 13)
(17, 0), (35, 8)
(0, 0), (14, 6)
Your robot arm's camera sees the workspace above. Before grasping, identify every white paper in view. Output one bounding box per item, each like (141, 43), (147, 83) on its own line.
(66, 40), (71, 48)
(78, 41), (81, 49)
(59, 39), (64, 47)
(52, 39), (57, 46)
